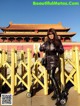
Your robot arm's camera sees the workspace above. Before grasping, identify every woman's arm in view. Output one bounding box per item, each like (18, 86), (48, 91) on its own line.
(39, 42), (46, 52)
(56, 40), (64, 54)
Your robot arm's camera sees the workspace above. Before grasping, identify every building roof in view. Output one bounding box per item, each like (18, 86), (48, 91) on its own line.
(0, 22), (76, 38)
(0, 22), (70, 31)
(0, 32), (76, 37)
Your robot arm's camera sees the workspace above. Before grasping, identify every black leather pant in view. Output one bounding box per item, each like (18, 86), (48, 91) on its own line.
(63, 81), (73, 93)
(49, 67), (61, 99)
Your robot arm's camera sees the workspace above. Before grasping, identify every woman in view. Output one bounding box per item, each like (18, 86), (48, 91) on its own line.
(40, 28), (67, 106)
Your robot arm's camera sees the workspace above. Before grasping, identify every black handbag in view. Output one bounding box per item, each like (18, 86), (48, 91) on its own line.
(41, 57), (47, 67)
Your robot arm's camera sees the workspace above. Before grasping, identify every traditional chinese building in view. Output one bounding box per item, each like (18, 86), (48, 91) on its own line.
(0, 22), (76, 43)
(0, 22), (80, 51)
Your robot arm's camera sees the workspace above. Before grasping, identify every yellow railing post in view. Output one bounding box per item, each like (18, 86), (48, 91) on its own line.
(44, 67), (48, 95)
(0, 50), (2, 93)
(21, 50), (27, 89)
(27, 48), (32, 93)
(21, 50), (25, 82)
(75, 47), (80, 94)
(72, 48), (76, 64)
(74, 73), (77, 90)
(2, 50), (7, 86)
(71, 48), (77, 90)
(15, 50), (17, 93)
(34, 47), (39, 89)
(15, 50), (17, 68)
(11, 49), (15, 95)
(60, 54), (65, 90)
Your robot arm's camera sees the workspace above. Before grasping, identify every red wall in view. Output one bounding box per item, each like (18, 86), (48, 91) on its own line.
(0, 42), (80, 51)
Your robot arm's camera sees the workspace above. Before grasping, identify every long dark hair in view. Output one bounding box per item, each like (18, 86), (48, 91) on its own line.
(47, 28), (58, 40)
(47, 28), (60, 47)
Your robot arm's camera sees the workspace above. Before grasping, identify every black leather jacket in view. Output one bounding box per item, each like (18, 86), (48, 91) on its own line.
(40, 39), (64, 71)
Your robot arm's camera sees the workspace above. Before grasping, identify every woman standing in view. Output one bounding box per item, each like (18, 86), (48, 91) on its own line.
(40, 28), (67, 106)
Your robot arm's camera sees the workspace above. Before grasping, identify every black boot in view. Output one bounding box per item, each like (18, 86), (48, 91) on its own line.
(55, 91), (68, 106)
(61, 91), (68, 102)
(55, 98), (67, 106)
(55, 98), (61, 106)
(51, 92), (57, 100)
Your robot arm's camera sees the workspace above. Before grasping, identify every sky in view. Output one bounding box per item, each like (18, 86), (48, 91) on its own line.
(0, 0), (80, 42)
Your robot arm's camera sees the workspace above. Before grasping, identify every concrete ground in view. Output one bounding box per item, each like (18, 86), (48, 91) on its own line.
(0, 87), (80, 106)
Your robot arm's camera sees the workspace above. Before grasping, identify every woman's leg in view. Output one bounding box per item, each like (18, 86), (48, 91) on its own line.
(64, 81), (73, 93)
(50, 67), (61, 100)
(50, 67), (67, 106)
(61, 81), (73, 99)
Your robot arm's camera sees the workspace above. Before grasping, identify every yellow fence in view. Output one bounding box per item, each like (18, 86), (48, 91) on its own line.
(0, 49), (32, 96)
(0, 46), (80, 97)
(61, 47), (80, 93)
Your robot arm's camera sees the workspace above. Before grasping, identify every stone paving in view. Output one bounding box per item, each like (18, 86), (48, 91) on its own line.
(0, 87), (80, 106)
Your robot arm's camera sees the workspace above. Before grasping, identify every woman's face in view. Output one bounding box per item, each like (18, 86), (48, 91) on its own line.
(48, 33), (54, 40)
